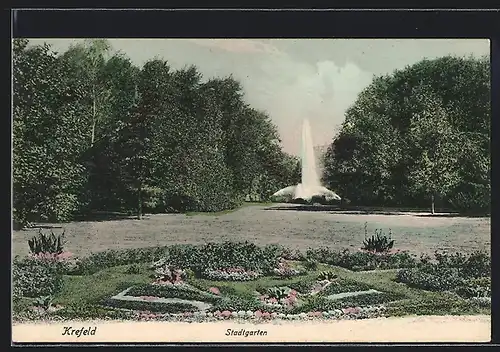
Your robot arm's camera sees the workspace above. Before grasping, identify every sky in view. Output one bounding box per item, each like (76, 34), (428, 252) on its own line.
(28, 38), (490, 155)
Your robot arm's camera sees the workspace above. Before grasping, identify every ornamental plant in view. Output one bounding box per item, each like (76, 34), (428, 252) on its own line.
(28, 229), (66, 255)
(362, 229), (395, 253)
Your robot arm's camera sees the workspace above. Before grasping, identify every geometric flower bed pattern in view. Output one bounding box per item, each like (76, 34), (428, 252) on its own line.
(12, 240), (491, 322)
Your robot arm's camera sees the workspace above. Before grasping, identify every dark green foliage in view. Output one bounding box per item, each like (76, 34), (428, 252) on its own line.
(395, 250), (490, 293)
(209, 294), (262, 312)
(319, 278), (373, 295)
(304, 258), (319, 271)
(28, 230), (65, 255)
(125, 263), (142, 274)
(305, 246), (418, 271)
(454, 277), (490, 299)
(194, 241), (281, 275)
(55, 302), (134, 320)
(362, 229), (394, 253)
(396, 267), (464, 291)
(69, 246), (169, 275)
(103, 298), (200, 313)
(287, 279), (318, 294)
(126, 284), (221, 303)
(68, 242), (281, 277)
(12, 39), (300, 226)
(323, 56), (490, 213)
(12, 257), (65, 297)
(386, 296), (488, 316)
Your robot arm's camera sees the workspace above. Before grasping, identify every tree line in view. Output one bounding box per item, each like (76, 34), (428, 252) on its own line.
(13, 39), (301, 227)
(322, 55), (490, 214)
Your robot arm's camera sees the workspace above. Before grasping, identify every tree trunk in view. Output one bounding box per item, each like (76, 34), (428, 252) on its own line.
(137, 182), (142, 220)
(90, 94), (97, 146)
(431, 193), (435, 215)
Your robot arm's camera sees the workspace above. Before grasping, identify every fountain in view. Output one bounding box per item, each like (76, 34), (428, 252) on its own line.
(272, 119), (341, 203)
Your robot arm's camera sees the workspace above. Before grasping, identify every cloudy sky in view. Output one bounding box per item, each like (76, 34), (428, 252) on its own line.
(28, 38), (489, 155)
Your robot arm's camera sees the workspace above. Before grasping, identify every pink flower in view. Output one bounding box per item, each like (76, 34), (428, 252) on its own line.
(268, 297), (278, 303)
(213, 310), (221, 317)
(221, 310), (232, 318)
(254, 310), (263, 318)
(183, 312), (193, 317)
(343, 307), (358, 314)
(262, 312), (271, 319)
(209, 287), (220, 295)
(290, 290), (297, 296)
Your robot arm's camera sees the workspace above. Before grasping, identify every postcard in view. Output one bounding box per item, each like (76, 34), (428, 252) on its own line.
(12, 36), (491, 344)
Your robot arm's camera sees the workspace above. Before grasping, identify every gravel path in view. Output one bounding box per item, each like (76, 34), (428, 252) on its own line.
(12, 204), (491, 257)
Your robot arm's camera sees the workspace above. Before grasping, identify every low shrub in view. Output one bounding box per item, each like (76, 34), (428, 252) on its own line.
(287, 279), (318, 294)
(209, 294), (262, 312)
(55, 302), (134, 320)
(386, 296), (487, 316)
(304, 258), (319, 271)
(454, 277), (491, 299)
(396, 251), (491, 293)
(102, 298), (200, 313)
(195, 241), (281, 275)
(433, 251), (490, 278)
(12, 256), (65, 298)
(125, 263), (143, 275)
(305, 247), (418, 271)
(126, 284), (221, 303)
(396, 267), (464, 292)
(69, 246), (169, 275)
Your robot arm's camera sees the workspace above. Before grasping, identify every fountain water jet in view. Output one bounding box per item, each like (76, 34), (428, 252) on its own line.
(272, 119), (341, 202)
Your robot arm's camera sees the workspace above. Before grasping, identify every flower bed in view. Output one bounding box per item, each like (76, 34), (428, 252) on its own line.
(131, 304), (388, 322)
(258, 287), (301, 310)
(126, 283), (221, 303)
(202, 267), (262, 281)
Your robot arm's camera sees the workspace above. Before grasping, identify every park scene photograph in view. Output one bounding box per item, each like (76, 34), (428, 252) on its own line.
(12, 38), (491, 342)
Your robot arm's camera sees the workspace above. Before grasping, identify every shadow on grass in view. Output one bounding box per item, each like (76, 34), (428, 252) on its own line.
(263, 204), (489, 218)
